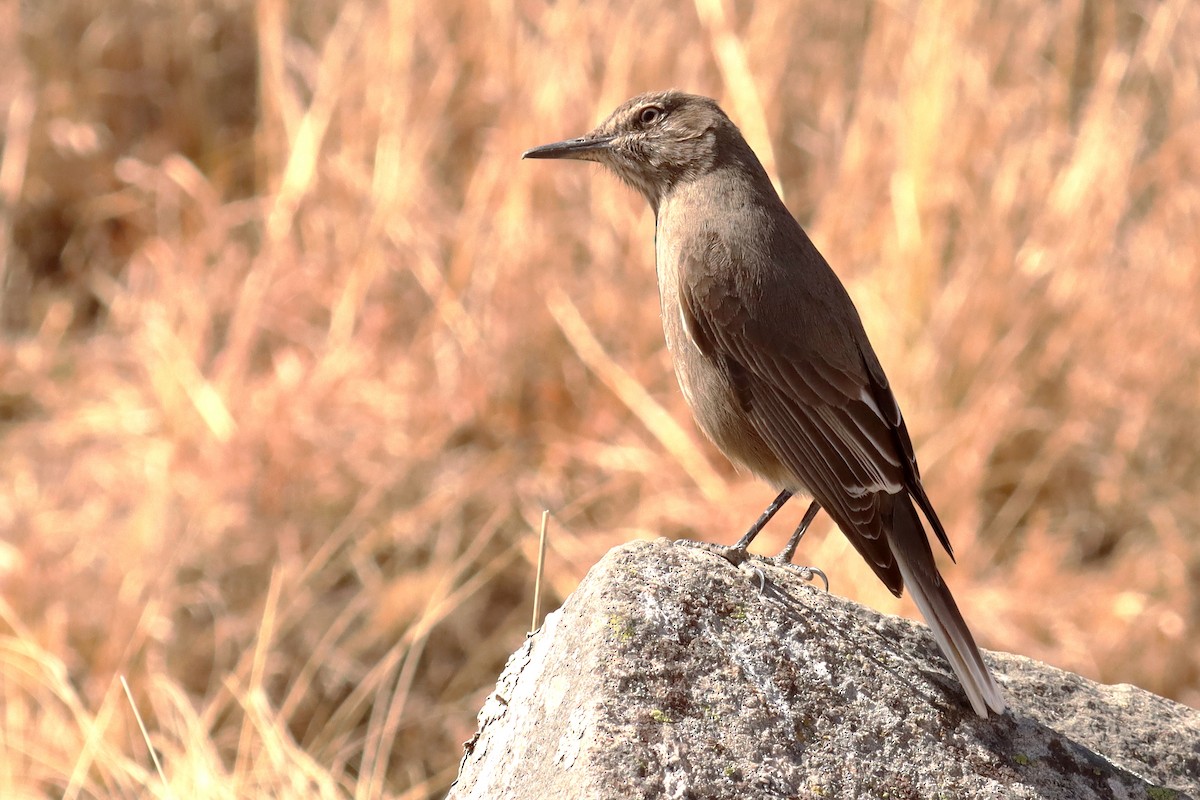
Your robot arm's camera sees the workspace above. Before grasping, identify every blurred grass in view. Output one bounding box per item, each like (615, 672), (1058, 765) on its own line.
(1, 0), (1198, 796)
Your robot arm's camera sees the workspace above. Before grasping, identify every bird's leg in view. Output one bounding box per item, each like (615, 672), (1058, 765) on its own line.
(730, 489), (793, 552)
(765, 500), (828, 590)
(775, 500), (821, 563)
(677, 490), (792, 568)
(676, 490), (827, 590)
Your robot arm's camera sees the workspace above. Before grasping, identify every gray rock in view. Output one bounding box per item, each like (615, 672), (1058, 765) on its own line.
(449, 539), (1199, 799)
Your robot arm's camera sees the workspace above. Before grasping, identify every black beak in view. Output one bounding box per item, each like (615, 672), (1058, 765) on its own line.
(522, 134), (614, 160)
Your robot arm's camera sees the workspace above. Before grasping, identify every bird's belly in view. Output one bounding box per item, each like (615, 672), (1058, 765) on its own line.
(669, 341), (794, 490)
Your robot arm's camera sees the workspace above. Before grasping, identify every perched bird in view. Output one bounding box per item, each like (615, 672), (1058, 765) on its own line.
(523, 90), (1005, 718)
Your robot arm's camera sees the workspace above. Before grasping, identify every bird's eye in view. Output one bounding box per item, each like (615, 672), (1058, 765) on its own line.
(639, 106), (665, 126)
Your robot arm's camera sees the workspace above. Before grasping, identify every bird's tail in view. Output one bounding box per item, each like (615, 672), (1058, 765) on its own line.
(890, 499), (1006, 718)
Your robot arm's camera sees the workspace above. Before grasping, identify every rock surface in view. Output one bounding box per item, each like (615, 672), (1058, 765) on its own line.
(449, 539), (1199, 799)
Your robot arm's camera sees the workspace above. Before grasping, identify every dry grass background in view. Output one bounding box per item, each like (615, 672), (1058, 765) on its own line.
(1, 0), (1198, 796)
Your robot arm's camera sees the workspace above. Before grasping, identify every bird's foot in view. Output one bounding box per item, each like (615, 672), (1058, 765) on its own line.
(673, 539), (828, 592)
(672, 538), (752, 566)
(759, 555), (829, 592)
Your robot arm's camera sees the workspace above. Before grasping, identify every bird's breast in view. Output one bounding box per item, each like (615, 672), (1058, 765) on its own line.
(654, 207), (791, 488)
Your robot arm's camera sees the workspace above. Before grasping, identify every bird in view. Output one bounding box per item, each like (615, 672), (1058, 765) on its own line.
(522, 90), (1005, 718)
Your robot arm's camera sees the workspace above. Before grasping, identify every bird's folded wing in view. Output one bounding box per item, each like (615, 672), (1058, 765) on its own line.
(728, 336), (908, 587)
(680, 264), (945, 589)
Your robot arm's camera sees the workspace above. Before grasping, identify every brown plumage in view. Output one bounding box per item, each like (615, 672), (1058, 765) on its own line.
(524, 90), (1005, 718)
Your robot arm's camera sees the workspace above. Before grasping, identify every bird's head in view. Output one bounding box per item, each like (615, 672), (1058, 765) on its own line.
(523, 91), (740, 211)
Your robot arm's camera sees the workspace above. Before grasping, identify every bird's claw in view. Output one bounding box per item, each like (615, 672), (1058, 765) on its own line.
(755, 552), (829, 590)
(779, 562), (829, 592)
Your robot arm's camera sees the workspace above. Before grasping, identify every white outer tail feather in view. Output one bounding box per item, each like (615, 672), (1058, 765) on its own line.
(892, 546), (1007, 718)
